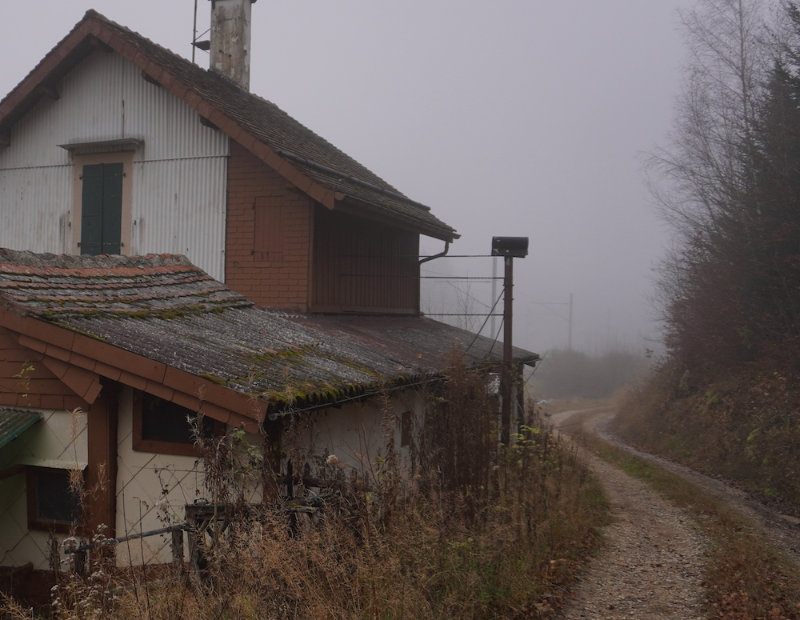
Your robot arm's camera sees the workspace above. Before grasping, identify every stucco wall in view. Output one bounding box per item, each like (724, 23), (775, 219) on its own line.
(0, 408), (87, 571)
(114, 388), (202, 566)
(284, 390), (426, 486)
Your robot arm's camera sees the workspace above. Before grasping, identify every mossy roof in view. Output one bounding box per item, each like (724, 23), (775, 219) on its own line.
(0, 249), (537, 413)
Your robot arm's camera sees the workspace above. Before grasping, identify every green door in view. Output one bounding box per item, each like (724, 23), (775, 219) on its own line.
(81, 163), (122, 255)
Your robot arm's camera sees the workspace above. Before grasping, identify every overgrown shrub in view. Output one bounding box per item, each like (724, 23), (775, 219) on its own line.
(2, 356), (607, 619)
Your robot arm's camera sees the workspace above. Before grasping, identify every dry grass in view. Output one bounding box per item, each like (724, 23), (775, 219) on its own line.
(1, 359), (610, 619)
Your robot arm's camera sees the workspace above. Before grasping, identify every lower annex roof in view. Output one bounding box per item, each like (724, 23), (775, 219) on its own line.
(0, 249), (538, 415)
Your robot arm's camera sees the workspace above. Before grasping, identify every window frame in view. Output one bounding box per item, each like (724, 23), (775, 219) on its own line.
(71, 151), (133, 256)
(26, 466), (84, 533)
(132, 390), (223, 457)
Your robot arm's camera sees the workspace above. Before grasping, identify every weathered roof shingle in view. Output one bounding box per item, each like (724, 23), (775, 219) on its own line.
(0, 249), (537, 414)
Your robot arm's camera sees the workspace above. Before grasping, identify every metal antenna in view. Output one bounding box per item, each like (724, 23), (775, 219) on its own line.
(192, 0), (198, 63)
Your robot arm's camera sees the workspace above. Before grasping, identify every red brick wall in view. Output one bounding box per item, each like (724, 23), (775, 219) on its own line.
(225, 141), (313, 310)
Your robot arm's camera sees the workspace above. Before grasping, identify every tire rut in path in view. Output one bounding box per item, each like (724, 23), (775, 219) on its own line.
(555, 410), (707, 619)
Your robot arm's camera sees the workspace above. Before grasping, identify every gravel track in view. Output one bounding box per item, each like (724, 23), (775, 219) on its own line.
(552, 406), (800, 618)
(553, 408), (707, 619)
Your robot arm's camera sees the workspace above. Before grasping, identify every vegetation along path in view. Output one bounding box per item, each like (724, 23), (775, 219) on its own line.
(553, 408), (707, 619)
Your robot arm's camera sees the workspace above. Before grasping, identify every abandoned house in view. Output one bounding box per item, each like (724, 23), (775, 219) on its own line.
(0, 0), (538, 588)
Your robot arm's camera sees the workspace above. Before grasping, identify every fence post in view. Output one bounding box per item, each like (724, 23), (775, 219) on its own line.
(171, 527), (184, 574)
(72, 548), (87, 577)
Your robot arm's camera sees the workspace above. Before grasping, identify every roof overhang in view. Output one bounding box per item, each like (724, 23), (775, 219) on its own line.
(334, 195), (458, 242)
(0, 307), (265, 433)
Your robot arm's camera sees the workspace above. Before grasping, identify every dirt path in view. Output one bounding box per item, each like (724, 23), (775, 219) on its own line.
(552, 408), (707, 619)
(552, 406), (800, 618)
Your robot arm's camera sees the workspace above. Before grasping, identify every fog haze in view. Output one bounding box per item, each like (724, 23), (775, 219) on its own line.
(0, 1), (693, 355)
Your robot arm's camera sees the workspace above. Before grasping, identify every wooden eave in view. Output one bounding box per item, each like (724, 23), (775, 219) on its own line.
(0, 306), (265, 433)
(334, 194), (458, 242)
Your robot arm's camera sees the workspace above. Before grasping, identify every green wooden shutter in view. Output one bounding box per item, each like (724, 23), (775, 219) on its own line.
(80, 164), (104, 255)
(101, 164), (123, 254)
(80, 163), (123, 255)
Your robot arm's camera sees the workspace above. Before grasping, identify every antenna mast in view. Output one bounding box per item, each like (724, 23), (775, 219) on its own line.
(192, 0), (198, 63)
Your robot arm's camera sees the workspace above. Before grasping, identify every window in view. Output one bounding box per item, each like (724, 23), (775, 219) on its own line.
(27, 467), (82, 532)
(65, 144), (136, 256)
(80, 163), (123, 255)
(133, 391), (221, 456)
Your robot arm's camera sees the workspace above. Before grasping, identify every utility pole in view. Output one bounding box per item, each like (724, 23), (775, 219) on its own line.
(568, 293), (573, 351)
(491, 236), (529, 445)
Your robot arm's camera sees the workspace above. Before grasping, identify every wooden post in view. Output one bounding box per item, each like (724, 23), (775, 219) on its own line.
(491, 236), (528, 446)
(501, 256), (514, 445)
(85, 384), (118, 539)
(261, 419), (282, 503)
(171, 528), (184, 574)
(72, 548), (87, 577)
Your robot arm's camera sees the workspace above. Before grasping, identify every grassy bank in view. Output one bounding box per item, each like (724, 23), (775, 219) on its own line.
(614, 362), (800, 513)
(4, 431), (607, 619)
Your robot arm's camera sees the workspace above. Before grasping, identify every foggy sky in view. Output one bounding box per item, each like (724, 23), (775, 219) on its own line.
(0, 1), (694, 355)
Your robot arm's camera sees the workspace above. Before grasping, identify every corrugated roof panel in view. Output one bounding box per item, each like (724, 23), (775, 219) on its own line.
(0, 409), (42, 450)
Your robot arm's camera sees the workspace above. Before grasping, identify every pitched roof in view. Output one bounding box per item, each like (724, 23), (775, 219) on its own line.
(0, 10), (457, 242)
(0, 249), (537, 422)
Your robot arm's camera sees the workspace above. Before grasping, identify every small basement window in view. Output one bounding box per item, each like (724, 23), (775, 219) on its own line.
(133, 391), (221, 456)
(27, 467), (82, 532)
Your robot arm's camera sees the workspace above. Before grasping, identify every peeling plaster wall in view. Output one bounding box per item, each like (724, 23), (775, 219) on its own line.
(114, 388), (202, 566)
(0, 408), (87, 571)
(285, 390), (426, 484)
(114, 388), (261, 566)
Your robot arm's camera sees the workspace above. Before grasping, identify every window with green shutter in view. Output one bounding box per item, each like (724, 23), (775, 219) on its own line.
(80, 163), (123, 255)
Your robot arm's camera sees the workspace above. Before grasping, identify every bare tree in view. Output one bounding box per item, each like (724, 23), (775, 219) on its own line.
(648, 0), (779, 369)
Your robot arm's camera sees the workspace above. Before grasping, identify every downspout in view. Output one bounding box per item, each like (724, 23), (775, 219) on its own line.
(419, 241), (450, 265)
(418, 240), (449, 318)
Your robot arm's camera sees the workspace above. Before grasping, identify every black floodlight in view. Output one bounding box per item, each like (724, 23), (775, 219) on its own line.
(491, 236), (529, 258)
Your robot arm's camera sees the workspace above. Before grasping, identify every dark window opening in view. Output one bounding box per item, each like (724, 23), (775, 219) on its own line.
(133, 391), (220, 456)
(81, 162), (123, 255)
(27, 467), (82, 532)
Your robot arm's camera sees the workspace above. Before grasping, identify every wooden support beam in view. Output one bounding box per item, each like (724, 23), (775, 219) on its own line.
(84, 383), (118, 541)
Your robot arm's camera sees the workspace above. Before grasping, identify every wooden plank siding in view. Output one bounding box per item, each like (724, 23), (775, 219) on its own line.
(311, 207), (420, 314)
(0, 327), (84, 409)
